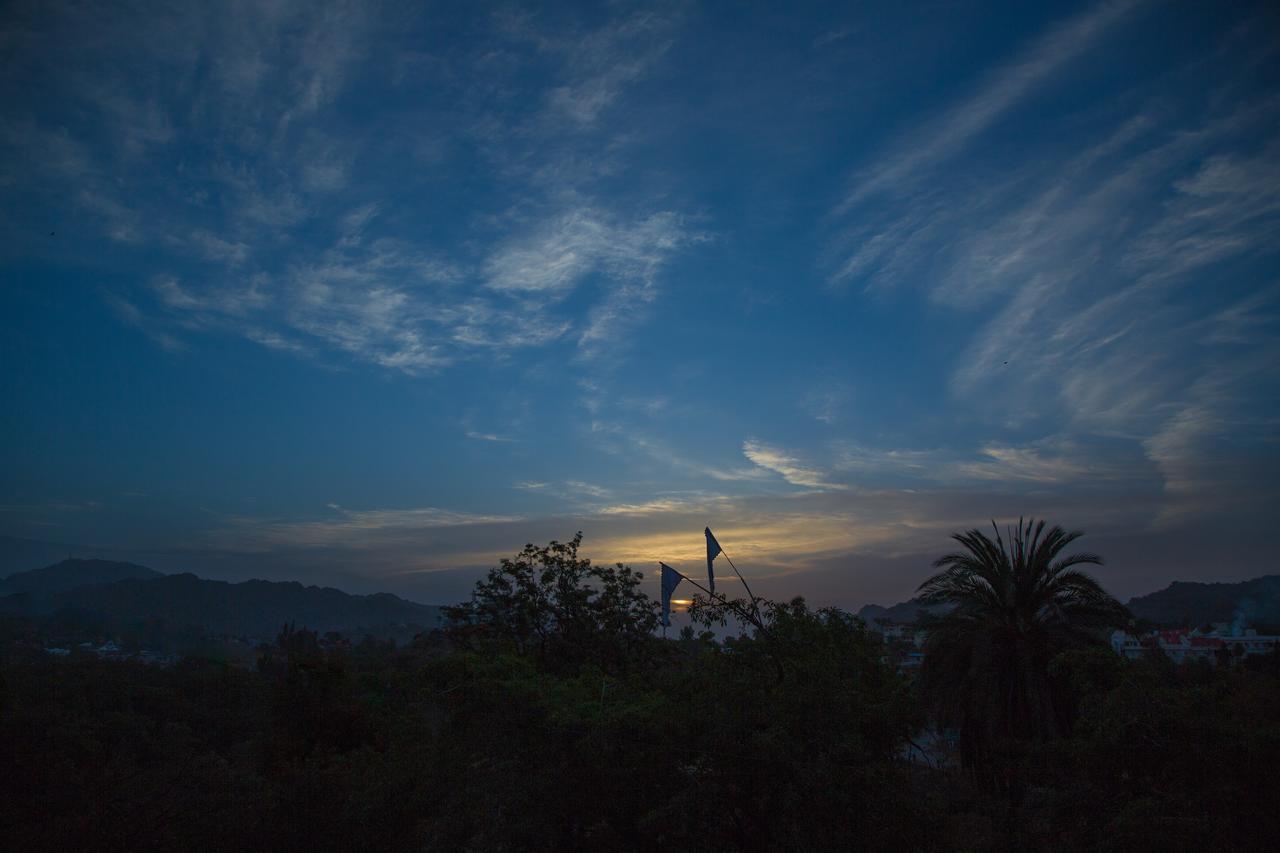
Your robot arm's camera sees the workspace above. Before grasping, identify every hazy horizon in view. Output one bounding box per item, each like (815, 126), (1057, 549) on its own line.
(3, 0), (1278, 611)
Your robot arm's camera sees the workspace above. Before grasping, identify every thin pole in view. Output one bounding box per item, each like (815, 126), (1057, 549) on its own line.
(718, 549), (761, 622)
(673, 569), (784, 682)
(672, 571), (773, 643)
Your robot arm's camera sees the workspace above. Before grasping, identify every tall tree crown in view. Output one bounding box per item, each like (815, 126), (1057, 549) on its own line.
(444, 533), (658, 673)
(916, 518), (1129, 772)
(918, 518), (1126, 631)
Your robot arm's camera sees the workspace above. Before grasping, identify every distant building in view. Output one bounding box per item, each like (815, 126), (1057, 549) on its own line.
(1111, 626), (1280, 664)
(900, 651), (925, 669)
(878, 622), (913, 642)
(1111, 631), (1145, 660)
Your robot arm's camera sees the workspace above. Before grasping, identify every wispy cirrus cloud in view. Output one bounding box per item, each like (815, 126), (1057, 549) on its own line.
(186, 472), (1182, 603)
(484, 208), (694, 298)
(822, 0), (1280, 526)
(835, 438), (1132, 486)
(7, 0), (1278, 610)
(212, 503), (524, 553)
(957, 444), (1092, 484)
(121, 203), (586, 374)
(465, 431), (517, 443)
(743, 440), (847, 490)
(834, 0), (1148, 214)
(3, 1), (700, 378)
(583, 418), (768, 485)
(102, 291), (186, 353)
(497, 3), (684, 127)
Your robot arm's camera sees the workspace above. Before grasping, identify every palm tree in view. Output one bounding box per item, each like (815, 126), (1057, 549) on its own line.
(917, 518), (1128, 774)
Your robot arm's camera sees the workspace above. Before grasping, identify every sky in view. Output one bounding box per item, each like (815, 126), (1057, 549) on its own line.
(2, 0), (1278, 609)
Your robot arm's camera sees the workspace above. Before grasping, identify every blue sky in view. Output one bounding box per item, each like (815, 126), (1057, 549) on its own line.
(2, 0), (1278, 607)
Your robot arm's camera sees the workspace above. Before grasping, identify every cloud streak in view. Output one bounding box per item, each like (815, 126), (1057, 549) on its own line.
(835, 0), (1147, 213)
(2, 2), (698, 378)
(822, 1), (1280, 527)
(743, 440), (847, 490)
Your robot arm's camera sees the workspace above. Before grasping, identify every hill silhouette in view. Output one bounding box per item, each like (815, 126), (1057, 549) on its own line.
(0, 558), (162, 598)
(858, 575), (1280, 630)
(1, 558), (442, 640)
(0, 535), (84, 576)
(54, 572), (443, 638)
(1125, 574), (1280, 627)
(856, 597), (952, 624)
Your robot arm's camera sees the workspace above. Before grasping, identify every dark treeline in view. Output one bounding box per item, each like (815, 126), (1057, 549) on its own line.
(2, 531), (1279, 851)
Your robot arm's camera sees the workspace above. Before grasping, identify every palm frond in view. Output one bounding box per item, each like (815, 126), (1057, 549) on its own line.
(918, 518), (1127, 770)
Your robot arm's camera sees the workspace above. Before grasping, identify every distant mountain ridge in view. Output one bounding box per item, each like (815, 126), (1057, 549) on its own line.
(856, 597), (952, 625)
(857, 575), (1280, 629)
(54, 572), (443, 638)
(1125, 575), (1280, 627)
(8, 552), (1276, 636)
(1, 558), (163, 597)
(0, 535), (91, 577)
(1, 558), (442, 640)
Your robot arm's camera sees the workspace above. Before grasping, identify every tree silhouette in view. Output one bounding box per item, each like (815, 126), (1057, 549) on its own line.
(444, 533), (659, 673)
(916, 518), (1128, 776)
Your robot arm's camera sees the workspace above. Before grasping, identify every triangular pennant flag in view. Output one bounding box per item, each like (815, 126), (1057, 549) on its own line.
(660, 562), (685, 628)
(705, 527), (721, 595)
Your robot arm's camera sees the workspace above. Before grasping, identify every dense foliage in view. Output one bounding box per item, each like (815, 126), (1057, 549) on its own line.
(442, 534), (659, 674)
(2, 533), (1277, 851)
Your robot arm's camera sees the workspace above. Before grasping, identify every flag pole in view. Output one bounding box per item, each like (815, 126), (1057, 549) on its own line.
(718, 549), (762, 621)
(668, 565), (785, 681)
(669, 569), (773, 642)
